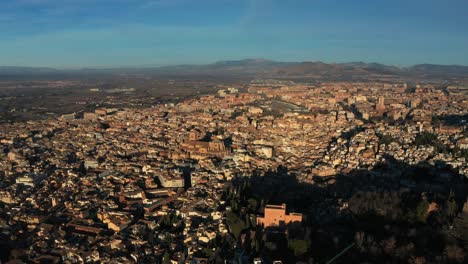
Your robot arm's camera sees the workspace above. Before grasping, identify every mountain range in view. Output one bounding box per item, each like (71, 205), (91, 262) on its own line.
(2, 59), (468, 79)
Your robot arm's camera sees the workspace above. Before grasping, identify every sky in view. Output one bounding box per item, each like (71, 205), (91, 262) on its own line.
(1, 0), (468, 68)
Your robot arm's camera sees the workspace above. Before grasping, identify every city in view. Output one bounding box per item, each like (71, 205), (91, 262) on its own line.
(0, 78), (467, 263)
(1, 0), (468, 263)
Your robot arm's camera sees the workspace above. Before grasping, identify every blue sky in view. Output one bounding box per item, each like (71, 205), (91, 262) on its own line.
(1, 0), (467, 68)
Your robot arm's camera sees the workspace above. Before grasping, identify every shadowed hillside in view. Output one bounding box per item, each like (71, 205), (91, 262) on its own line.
(221, 156), (468, 263)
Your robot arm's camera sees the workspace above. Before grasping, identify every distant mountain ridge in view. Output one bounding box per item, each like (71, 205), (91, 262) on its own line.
(1, 59), (468, 78)
(408, 64), (468, 76)
(0, 66), (59, 74)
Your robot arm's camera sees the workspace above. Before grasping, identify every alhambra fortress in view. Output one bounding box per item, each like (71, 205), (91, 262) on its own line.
(256, 204), (303, 228)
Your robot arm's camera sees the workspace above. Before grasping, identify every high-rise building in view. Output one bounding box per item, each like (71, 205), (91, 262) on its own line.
(376, 96), (385, 111)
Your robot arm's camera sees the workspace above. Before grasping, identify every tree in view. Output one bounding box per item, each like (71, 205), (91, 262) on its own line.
(378, 134), (397, 145)
(78, 161), (87, 176)
(414, 131), (438, 146)
(414, 131), (449, 153)
(355, 232), (366, 253)
(381, 236), (396, 255)
(409, 256), (426, 264)
(255, 237), (261, 254)
(251, 214), (257, 228)
(414, 199), (430, 223)
(451, 210), (468, 251)
(226, 212), (247, 240)
(247, 198), (257, 211)
(395, 242), (415, 260)
(444, 245), (465, 263)
(162, 251), (171, 264)
(289, 239), (308, 256)
(445, 191), (458, 221)
(462, 149), (468, 161)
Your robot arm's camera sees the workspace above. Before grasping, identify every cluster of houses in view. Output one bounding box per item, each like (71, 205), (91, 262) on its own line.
(0, 80), (466, 263)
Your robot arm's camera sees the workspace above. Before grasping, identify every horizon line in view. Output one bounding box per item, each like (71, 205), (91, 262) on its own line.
(1, 58), (468, 70)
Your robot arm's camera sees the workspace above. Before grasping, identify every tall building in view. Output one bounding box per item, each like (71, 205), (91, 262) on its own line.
(376, 96), (385, 111)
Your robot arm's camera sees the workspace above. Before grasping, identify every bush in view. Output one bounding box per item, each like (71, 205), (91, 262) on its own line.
(414, 132), (450, 153)
(226, 211), (247, 240)
(414, 132), (438, 146)
(378, 134), (398, 145)
(289, 239), (308, 256)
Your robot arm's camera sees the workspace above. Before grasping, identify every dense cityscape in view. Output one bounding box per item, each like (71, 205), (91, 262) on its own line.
(0, 78), (467, 263)
(2, 0), (468, 263)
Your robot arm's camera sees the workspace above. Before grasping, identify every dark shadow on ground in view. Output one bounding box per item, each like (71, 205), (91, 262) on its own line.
(434, 114), (468, 127)
(229, 155), (468, 263)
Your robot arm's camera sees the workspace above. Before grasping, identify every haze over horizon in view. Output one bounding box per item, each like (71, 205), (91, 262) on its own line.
(1, 0), (468, 68)
(3, 58), (468, 71)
